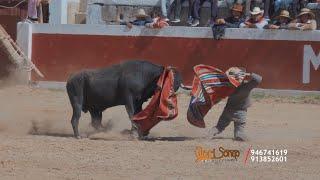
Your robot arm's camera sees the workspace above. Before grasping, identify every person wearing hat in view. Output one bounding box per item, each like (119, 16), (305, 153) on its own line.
(120, 9), (153, 28)
(240, 7), (268, 29)
(208, 68), (262, 141)
(264, 10), (292, 29)
(288, 8), (317, 30)
(215, 3), (245, 28)
(211, 4), (245, 40)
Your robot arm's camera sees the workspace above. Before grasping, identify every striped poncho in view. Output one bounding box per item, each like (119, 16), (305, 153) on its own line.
(187, 65), (241, 128)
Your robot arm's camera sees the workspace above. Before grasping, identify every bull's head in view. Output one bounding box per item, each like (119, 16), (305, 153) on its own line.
(168, 67), (192, 95)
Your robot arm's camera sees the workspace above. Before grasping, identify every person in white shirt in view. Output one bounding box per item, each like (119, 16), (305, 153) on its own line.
(240, 7), (268, 29)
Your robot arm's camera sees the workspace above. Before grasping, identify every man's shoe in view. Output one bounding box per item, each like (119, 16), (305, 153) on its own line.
(171, 19), (181, 23)
(164, 18), (170, 22)
(234, 134), (248, 141)
(234, 122), (248, 141)
(187, 16), (193, 25)
(191, 19), (200, 27)
(207, 126), (222, 139)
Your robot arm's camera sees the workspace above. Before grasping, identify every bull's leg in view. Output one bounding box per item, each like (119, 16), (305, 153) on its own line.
(125, 95), (141, 139)
(89, 109), (102, 130)
(133, 100), (150, 137)
(124, 94), (135, 118)
(134, 101), (143, 114)
(71, 103), (82, 139)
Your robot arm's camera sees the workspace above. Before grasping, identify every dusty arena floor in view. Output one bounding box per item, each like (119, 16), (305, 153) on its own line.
(0, 85), (320, 180)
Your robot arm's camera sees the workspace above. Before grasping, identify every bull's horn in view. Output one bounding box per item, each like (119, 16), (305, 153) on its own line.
(180, 83), (192, 90)
(177, 84), (192, 95)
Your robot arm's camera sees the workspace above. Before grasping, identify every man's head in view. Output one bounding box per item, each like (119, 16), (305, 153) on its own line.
(277, 10), (291, 24)
(226, 67), (247, 84)
(135, 9), (148, 20)
(297, 8), (315, 23)
(250, 7), (263, 22)
(231, 4), (243, 19)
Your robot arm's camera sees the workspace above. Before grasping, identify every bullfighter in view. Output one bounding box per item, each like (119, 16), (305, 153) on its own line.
(209, 67), (262, 141)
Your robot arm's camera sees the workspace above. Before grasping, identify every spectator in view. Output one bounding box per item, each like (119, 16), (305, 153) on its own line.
(274, 0), (293, 14)
(161, 0), (171, 21)
(264, 10), (292, 29)
(40, 0), (51, 23)
(120, 9), (153, 28)
(27, 0), (41, 23)
(240, 7), (268, 29)
(190, 0), (219, 27)
(170, 0), (194, 24)
(288, 8), (317, 30)
(215, 3), (245, 28)
(212, 4), (245, 39)
(245, 0), (272, 18)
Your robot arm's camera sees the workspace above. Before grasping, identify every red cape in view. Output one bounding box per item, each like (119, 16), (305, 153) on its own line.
(132, 67), (178, 136)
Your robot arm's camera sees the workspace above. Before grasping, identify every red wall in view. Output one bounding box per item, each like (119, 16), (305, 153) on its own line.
(31, 34), (320, 90)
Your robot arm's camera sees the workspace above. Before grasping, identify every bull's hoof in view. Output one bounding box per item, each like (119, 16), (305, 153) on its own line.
(129, 129), (149, 140)
(130, 129), (140, 140)
(75, 135), (82, 139)
(138, 135), (150, 141)
(91, 123), (103, 130)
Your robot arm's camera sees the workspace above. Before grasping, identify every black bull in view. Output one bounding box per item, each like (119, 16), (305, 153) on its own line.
(66, 60), (184, 139)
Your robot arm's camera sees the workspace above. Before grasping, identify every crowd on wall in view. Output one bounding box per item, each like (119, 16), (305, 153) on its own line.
(22, 0), (319, 31)
(114, 0), (319, 32)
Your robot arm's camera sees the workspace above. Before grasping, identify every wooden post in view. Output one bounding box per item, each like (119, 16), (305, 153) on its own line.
(0, 25), (44, 78)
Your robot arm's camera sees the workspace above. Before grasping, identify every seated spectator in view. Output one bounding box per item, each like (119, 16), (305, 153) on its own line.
(240, 7), (268, 29)
(288, 8), (317, 30)
(170, 0), (194, 24)
(212, 4), (245, 39)
(215, 3), (245, 28)
(264, 10), (292, 29)
(120, 9), (153, 28)
(245, 0), (272, 19)
(191, 0), (219, 27)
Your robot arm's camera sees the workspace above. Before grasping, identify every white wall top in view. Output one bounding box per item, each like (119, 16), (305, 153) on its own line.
(30, 23), (320, 42)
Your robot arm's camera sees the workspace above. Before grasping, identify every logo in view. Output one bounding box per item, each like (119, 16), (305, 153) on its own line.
(303, 45), (320, 84)
(195, 146), (240, 162)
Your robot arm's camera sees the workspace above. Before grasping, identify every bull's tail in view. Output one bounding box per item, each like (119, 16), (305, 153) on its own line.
(66, 73), (87, 112)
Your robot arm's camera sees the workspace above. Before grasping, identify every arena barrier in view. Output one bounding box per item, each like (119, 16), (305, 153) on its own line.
(17, 22), (320, 91)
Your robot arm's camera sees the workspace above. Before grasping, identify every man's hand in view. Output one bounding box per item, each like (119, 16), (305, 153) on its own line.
(126, 22), (133, 29)
(215, 19), (226, 25)
(247, 23), (257, 28)
(244, 22), (254, 28)
(269, 24), (279, 29)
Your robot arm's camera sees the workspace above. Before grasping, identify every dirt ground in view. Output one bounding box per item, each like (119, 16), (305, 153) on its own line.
(0, 85), (319, 180)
